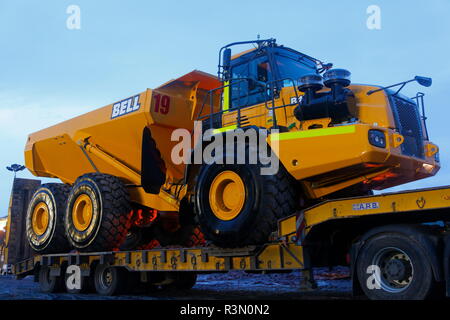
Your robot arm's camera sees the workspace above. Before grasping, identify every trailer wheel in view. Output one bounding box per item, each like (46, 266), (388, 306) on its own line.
(26, 183), (70, 253)
(38, 266), (64, 293)
(356, 231), (435, 300)
(93, 264), (126, 296)
(194, 147), (297, 247)
(65, 173), (132, 252)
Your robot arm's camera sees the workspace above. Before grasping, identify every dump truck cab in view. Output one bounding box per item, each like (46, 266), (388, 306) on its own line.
(199, 39), (440, 199)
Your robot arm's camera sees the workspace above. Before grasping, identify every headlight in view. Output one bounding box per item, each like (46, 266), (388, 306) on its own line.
(368, 130), (386, 148)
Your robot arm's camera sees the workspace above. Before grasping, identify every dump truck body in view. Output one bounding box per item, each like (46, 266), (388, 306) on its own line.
(21, 39), (441, 254)
(25, 71), (221, 212)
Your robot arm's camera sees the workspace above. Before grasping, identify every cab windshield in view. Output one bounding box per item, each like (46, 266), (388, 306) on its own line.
(228, 47), (319, 108)
(273, 48), (318, 87)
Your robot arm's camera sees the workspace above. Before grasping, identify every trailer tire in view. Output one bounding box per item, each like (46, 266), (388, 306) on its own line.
(65, 173), (132, 252)
(194, 146), (297, 247)
(94, 264), (126, 296)
(356, 231), (435, 300)
(38, 266), (64, 293)
(26, 183), (71, 253)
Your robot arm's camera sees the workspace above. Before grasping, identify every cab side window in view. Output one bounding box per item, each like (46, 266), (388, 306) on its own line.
(230, 57), (272, 108)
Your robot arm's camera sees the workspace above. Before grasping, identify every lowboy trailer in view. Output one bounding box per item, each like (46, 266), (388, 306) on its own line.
(11, 184), (450, 300)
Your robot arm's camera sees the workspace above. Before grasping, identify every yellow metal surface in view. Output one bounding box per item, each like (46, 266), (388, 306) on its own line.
(209, 170), (245, 221)
(212, 125), (237, 134)
(425, 142), (439, 157)
(14, 240), (305, 276)
(278, 214), (297, 237)
(31, 202), (49, 236)
(271, 125), (356, 141)
(72, 194), (93, 232)
(391, 133), (404, 148)
(299, 117), (332, 130)
(25, 71), (221, 212)
(223, 80), (230, 111)
(303, 185), (450, 234)
(218, 82), (438, 198)
(108, 244), (304, 273)
(266, 122), (439, 198)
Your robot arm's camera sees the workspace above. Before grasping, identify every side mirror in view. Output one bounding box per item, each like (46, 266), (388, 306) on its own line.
(415, 76), (432, 87)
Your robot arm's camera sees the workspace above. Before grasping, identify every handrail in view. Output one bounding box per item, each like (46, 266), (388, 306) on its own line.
(196, 77), (301, 132)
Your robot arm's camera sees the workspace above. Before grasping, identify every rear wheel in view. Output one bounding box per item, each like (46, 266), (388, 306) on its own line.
(94, 264), (126, 296)
(356, 231), (435, 300)
(26, 184), (70, 253)
(38, 266), (64, 293)
(195, 159), (297, 247)
(65, 173), (132, 252)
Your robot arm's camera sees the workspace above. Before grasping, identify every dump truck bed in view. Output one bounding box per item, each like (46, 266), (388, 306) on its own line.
(24, 71), (222, 213)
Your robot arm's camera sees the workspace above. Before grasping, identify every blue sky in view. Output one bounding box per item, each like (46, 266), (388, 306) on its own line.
(0, 0), (449, 215)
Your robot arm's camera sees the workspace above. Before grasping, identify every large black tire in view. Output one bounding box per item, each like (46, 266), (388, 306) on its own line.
(93, 264), (127, 296)
(38, 265), (65, 293)
(25, 183), (71, 253)
(356, 231), (435, 300)
(194, 146), (297, 247)
(65, 173), (132, 252)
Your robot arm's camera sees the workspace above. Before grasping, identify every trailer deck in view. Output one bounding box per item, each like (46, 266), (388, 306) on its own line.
(8, 184), (450, 299)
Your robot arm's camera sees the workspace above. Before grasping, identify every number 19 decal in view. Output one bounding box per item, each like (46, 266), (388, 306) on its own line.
(153, 94), (170, 115)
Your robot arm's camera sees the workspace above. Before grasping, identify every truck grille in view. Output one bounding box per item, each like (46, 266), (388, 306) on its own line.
(388, 93), (424, 158)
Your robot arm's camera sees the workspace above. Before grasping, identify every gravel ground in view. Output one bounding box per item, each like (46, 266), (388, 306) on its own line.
(0, 266), (356, 300)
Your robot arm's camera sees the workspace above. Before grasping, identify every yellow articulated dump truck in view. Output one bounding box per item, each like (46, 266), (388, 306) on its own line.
(11, 38), (450, 299)
(24, 38), (439, 252)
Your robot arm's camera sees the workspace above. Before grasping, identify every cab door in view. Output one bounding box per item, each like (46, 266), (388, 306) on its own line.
(221, 55), (275, 128)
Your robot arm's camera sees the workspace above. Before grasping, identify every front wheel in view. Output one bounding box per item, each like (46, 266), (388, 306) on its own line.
(194, 161), (297, 247)
(356, 231), (435, 300)
(38, 266), (65, 293)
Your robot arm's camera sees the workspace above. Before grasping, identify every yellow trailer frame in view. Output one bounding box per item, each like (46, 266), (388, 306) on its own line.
(11, 185), (450, 298)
